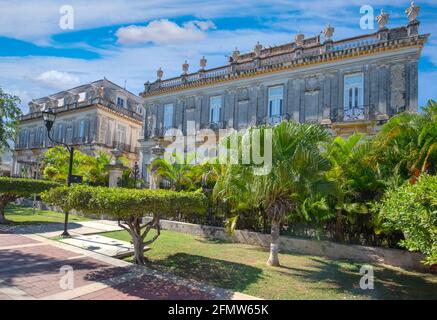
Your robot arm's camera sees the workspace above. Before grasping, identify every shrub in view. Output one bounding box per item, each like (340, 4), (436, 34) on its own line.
(0, 177), (61, 224)
(42, 185), (207, 264)
(377, 175), (437, 265)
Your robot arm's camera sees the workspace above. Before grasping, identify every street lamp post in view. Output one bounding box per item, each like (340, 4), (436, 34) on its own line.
(133, 161), (139, 189)
(42, 107), (73, 238)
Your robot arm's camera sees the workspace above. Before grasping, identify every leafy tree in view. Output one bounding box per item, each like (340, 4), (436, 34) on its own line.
(42, 185), (206, 265)
(0, 177), (60, 224)
(214, 122), (330, 266)
(377, 174), (437, 265)
(0, 87), (22, 155)
(43, 146), (110, 185)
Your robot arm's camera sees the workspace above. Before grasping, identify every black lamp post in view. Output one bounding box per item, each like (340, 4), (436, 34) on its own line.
(133, 161), (139, 189)
(42, 107), (74, 238)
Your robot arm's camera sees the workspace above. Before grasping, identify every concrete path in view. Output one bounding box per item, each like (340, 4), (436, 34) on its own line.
(60, 234), (135, 258)
(0, 231), (259, 300)
(0, 220), (122, 238)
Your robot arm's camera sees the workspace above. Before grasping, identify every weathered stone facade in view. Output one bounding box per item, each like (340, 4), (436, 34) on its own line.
(138, 18), (429, 183)
(13, 79), (144, 178)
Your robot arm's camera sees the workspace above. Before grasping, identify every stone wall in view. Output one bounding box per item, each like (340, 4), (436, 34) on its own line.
(156, 219), (430, 273)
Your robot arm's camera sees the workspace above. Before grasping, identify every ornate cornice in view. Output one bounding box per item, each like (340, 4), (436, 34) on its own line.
(141, 35), (427, 99)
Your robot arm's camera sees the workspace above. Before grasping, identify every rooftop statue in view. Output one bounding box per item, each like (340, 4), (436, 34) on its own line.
(157, 67), (163, 80)
(376, 9), (389, 29)
(231, 47), (240, 62)
(324, 24), (335, 41)
(254, 42), (263, 57)
(406, 1), (420, 22)
(182, 61), (189, 74)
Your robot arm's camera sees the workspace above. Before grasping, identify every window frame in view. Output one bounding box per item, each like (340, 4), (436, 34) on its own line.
(267, 85), (284, 118)
(163, 103), (174, 130)
(343, 73), (364, 120)
(116, 95), (126, 109)
(209, 95), (222, 124)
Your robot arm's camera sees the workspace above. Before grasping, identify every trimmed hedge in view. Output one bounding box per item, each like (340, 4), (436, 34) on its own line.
(42, 185), (207, 264)
(0, 177), (61, 198)
(42, 185), (207, 220)
(0, 177), (61, 224)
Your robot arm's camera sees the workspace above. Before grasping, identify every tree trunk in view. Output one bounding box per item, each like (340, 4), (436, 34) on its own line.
(334, 210), (344, 242)
(132, 234), (146, 265)
(0, 197), (14, 225)
(267, 220), (280, 266)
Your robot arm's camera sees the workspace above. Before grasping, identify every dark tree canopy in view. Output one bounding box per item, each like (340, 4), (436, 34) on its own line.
(0, 87), (22, 154)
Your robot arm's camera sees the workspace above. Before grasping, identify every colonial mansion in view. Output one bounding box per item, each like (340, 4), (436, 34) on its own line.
(12, 3), (429, 185)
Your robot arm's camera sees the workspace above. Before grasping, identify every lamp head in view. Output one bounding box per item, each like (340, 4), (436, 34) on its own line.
(42, 107), (56, 133)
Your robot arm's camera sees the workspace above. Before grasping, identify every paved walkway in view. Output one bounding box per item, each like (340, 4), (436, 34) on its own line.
(0, 230), (258, 300)
(0, 220), (122, 238)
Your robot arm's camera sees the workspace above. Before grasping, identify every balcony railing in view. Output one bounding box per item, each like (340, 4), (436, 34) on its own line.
(20, 97), (142, 122)
(333, 105), (376, 122)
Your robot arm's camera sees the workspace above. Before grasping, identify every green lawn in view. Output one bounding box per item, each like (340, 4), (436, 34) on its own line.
(104, 229), (437, 300)
(4, 204), (90, 225)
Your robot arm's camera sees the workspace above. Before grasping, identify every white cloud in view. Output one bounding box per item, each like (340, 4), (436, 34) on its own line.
(35, 70), (80, 89)
(116, 19), (215, 45)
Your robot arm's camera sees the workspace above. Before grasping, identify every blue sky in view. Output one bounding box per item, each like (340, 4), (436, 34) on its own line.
(0, 0), (436, 112)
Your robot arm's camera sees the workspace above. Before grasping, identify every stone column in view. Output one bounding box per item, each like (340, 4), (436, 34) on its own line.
(106, 149), (127, 188)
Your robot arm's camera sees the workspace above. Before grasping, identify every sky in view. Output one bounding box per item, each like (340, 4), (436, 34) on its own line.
(0, 0), (436, 114)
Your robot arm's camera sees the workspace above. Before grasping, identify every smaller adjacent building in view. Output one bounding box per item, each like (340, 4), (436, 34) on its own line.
(12, 79), (145, 178)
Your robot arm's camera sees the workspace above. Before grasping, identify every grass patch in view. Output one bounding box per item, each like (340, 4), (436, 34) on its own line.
(4, 204), (90, 225)
(103, 229), (437, 300)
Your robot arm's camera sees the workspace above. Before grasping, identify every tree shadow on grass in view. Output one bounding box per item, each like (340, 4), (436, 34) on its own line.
(144, 253), (263, 293)
(194, 237), (230, 245)
(276, 256), (437, 300)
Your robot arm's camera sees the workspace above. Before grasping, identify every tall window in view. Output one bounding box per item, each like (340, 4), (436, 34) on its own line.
(209, 96), (222, 124)
(117, 96), (126, 108)
(163, 103), (174, 129)
(343, 73), (364, 120)
(55, 123), (64, 142)
(79, 119), (86, 139)
(20, 129), (29, 148)
(38, 127), (44, 146)
(268, 86), (283, 119)
(117, 125), (126, 144)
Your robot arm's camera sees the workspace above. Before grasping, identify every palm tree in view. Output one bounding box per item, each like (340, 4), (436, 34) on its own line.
(150, 152), (198, 191)
(373, 100), (437, 181)
(214, 121), (330, 266)
(324, 133), (381, 242)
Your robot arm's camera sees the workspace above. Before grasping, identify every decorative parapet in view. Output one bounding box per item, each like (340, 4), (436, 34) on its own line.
(19, 97), (143, 123)
(141, 25), (428, 98)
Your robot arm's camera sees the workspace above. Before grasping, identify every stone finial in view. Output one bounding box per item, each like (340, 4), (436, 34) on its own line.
(231, 47), (240, 62)
(199, 56), (207, 70)
(157, 67), (163, 80)
(295, 32), (305, 47)
(406, 1), (420, 22)
(324, 24), (335, 41)
(182, 60), (189, 74)
(376, 9), (389, 29)
(254, 41), (262, 57)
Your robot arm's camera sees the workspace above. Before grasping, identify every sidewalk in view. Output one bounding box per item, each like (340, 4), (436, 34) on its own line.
(0, 230), (258, 300)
